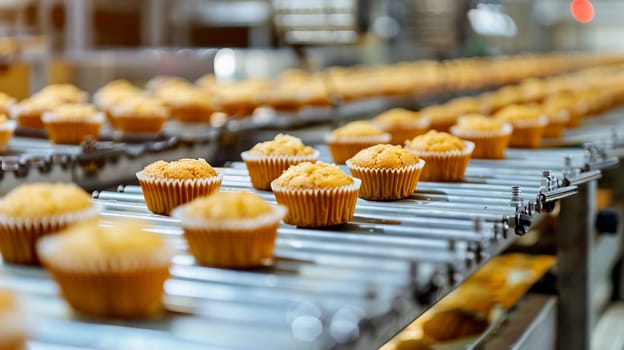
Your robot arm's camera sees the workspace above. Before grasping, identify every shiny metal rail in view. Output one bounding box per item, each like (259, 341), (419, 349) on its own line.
(0, 145), (593, 350)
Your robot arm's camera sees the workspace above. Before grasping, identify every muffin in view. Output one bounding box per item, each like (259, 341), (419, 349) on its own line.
(0, 290), (27, 350)
(172, 191), (285, 268)
(540, 102), (570, 138)
(0, 114), (15, 152)
(518, 78), (547, 103)
(450, 114), (512, 159)
(215, 79), (271, 117)
(42, 103), (103, 144)
(271, 162), (360, 227)
(0, 183), (99, 265)
(0, 92), (16, 116)
(494, 104), (548, 148)
(137, 158), (222, 215)
(446, 97), (482, 115)
(404, 130), (474, 182)
(346, 144), (424, 201)
(93, 80), (143, 123)
(37, 219), (173, 319)
(241, 134), (319, 191)
(146, 76), (193, 95)
(158, 86), (214, 123)
(419, 105), (458, 132)
(108, 96), (168, 133)
(542, 92), (585, 128)
(10, 94), (67, 129)
(372, 108), (431, 145)
(325, 121), (391, 164)
(35, 84), (87, 103)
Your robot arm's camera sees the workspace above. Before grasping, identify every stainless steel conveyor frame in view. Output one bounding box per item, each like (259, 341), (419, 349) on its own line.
(0, 142), (615, 350)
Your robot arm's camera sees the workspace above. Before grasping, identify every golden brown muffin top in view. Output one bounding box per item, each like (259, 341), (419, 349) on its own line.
(331, 121), (386, 138)
(157, 86), (212, 107)
(0, 113), (8, 124)
(273, 161), (354, 189)
(36, 84), (85, 103)
(111, 96), (167, 117)
(0, 92), (15, 106)
(455, 114), (504, 132)
(419, 105), (457, 121)
(405, 130), (466, 152)
(373, 108), (425, 129)
(16, 94), (68, 114)
(98, 79), (141, 93)
(146, 75), (192, 93)
(0, 183), (92, 217)
(47, 103), (98, 120)
(494, 104), (543, 122)
(44, 219), (169, 257)
(183, 191), (273, 220)
(446, 97), (481, 114)
(248, 134), (315, 157)
(349, 144), (419, 169)
(142, 158), (217, 180)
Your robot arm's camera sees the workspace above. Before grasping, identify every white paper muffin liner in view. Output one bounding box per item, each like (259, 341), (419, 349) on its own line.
(136, 171), (223, 215)
(172, 204), (286, 267)
(325, 133), (392, 164)
(271, 179), (361, 227)
(0, 203), (101, 265)
(241, 149), (320, 190)
(37, 230), (175, 273)
(406, 141), (474, 182)
(346, 159), (425, 200)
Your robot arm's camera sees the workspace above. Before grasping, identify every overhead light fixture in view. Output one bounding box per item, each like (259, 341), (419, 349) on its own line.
(571, 0), (594, 23)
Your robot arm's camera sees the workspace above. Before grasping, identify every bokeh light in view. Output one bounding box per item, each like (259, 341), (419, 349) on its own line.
(571, 0), (594, 23)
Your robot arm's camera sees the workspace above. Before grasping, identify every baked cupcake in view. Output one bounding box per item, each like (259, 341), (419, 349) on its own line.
(0, 114), (15, 152)
(325, 121), (391, 164)
(108, 96), (168, 133)
(540, 102), (570, 138)
(446, 97), (482, 115)
(37, 219), (173, 319)
(10, 94), (67, 129)
(35, 84), (87, 103)
(404, 130), (474, 182)
(0, 183), (99, 265)
(0, 289), (27, 350)
(271, 162), (360, 227)
(419, 105), (458, 132)
(518, 78), (547, 103)
(0, 92), (16, 116)
(215, 79), (271, 117)
(542, 92), (585, 128)
(494, 104), (548, 148)
(93, 80), (143, 123)
(172, 191), (285, 268)
(450, 114), (512, 159)
(42, 103), (103, 145)
(158, 86), (214, 123)
(137, 158), (222, 215)
(241, 134), (319, 191)
(372, 108), (431, 145)
(346, 144), (424, 201)
(146, 75), (193, 95)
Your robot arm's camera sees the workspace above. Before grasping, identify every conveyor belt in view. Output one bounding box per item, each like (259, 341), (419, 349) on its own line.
(0, 145), (595, 350)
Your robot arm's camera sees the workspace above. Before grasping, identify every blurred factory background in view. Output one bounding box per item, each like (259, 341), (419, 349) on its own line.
(0, 0), (616, 97)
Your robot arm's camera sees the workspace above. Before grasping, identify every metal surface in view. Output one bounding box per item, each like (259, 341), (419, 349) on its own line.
(0, 144), (598, 350)
(556, 179), (596, 350)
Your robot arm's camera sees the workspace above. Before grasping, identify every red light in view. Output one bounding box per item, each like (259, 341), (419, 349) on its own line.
(571, 0), (594, 23)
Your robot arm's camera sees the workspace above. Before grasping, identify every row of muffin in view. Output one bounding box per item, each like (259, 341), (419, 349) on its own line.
(1, 54), (622, 147)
